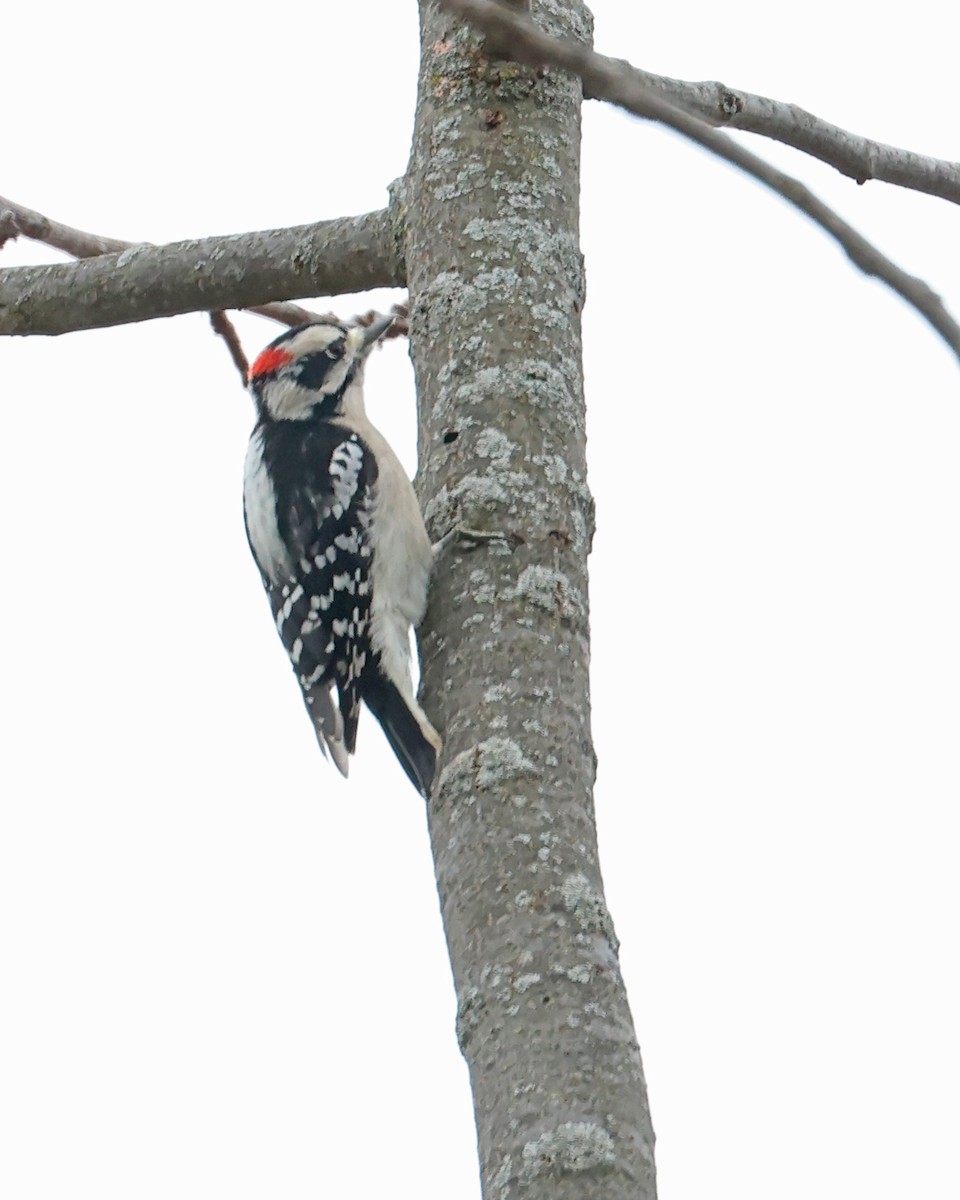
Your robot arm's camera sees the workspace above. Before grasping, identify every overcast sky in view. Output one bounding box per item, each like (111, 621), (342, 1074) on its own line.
(3, 2), (958, 1197)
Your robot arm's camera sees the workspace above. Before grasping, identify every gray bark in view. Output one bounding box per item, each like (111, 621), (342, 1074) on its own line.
(0, 209), (400, 335)
(405, 2), (656, 1197)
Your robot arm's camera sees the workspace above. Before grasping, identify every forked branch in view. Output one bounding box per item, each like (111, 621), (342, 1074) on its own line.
(0, 201), (402, 336)
(440, 0), (960, 363)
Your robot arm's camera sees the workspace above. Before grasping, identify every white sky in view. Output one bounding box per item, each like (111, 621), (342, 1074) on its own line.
(3, 3), (958, 1198)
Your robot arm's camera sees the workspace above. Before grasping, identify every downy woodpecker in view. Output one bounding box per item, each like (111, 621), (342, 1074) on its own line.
(243, 317), (440, 797)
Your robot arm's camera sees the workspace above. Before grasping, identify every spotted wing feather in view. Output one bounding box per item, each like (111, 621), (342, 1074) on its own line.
(246, 421), (378, 774)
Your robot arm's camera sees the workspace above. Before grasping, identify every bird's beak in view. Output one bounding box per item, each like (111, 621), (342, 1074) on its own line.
(360, 314), (395, 350)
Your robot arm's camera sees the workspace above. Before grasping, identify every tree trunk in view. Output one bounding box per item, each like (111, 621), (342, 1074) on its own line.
(405, 2), (657, 1195)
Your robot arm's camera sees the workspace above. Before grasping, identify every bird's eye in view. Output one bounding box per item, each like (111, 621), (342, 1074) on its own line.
(325, 337), (346, 360)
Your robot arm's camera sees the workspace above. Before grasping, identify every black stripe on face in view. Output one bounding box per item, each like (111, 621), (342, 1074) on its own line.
(293, 339), (348, 392)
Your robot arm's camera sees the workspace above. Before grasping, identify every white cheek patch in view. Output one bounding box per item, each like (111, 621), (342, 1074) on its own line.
(264, 377), (312, 421)
(320, 357), (351, 398)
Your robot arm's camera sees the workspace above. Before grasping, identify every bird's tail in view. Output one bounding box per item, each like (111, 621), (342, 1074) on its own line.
(303, 686), (351, 778)
(362, 672), (441, 798)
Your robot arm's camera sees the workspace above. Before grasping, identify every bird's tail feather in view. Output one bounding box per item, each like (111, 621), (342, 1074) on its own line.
(363, 673), (440, 798)
(304, 687), (350, 778)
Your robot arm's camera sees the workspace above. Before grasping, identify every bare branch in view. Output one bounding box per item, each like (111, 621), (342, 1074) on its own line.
(255, 300), (331, 328)
(0, 203), (402, 336)
(0, 196), (344, 331)
(387, 300), (410, 338)
(0, 196), (130, 257)
(440, 0), (960, 364)
(209, 311), (250, 383)
(590, 70), (960, 205)
(1, 210), (25, 250)
(353, 302), (410, 339)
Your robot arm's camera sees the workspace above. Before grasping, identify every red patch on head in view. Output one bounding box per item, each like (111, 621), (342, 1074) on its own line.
(249, 345), (294, 379)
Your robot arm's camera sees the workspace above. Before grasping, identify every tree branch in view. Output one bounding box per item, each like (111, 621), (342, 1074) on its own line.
(0, 196), (131, 258)
(0, 203), (403, 336)
(590, 71), (960, 206)
(209, 310), (250, 383)
(0, 196), (347, 334)
(440, 0), (960, 364)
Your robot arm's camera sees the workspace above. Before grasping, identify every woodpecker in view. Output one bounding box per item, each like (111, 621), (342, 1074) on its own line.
(242, 316), (441, 797)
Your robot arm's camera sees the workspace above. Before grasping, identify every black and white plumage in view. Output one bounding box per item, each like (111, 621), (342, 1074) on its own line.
(242, 317), (441, 797)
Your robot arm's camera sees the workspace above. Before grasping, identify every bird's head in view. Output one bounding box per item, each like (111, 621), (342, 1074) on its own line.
(248, 315), (394, 423)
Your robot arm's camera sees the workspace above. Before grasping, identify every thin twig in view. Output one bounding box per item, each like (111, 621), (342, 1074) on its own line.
(209, 311), (250, 383)
(0, 196), (129, 256)
(260, 300), (332, 328)
(354, 302), (410, 339)
(439, 0), (960, 364)
(0, 210), (23, 250)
